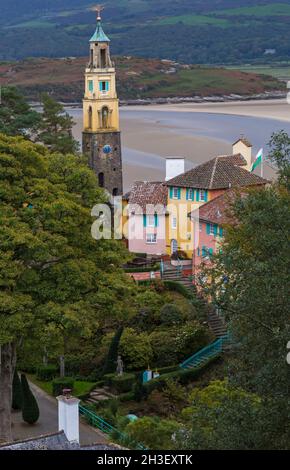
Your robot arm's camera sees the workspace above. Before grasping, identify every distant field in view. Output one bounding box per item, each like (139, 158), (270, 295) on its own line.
(155, 15), (230, 27)
(213, 3), (290, 16)
(226, 64), (290, 80)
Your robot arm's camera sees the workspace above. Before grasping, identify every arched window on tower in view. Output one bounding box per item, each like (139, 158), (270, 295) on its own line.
(98, 172), (104, 188)
(101, 106), (109, 129)
(88, 106), (93, 129)
(100, 49), (107, 68)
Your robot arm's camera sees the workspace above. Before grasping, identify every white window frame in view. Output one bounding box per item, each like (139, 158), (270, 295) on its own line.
(210, 223), (215, 236)
(172, 216), (177, 229)
(147, 215), (155, 227)
(173, 187), (179, 199)
(146, 233), (157, 244)
(188, 188), (193, 200)
(200, 189), (206, 202)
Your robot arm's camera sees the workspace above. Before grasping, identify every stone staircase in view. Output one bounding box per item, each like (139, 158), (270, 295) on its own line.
(207, 309), (228, 339)
(161, 264), (195, 291)
(86, 386), (117, 405)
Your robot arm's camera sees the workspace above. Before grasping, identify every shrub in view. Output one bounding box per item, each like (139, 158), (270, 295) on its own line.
(12, 370), (23, 410)
(125, 416), (180, 450)
(36, 364), (58, 381)
(52, 377), (75, 397)
(111, 373), (136, 394)
(160, 303), (183, 326)
(21, 374), (39, 424)
(163, 280), (192, 299)
(124, 264), (160, 273)
(175, 322), (211, 359)
(149, 329), (179, 367)
(120, 328), (153, 370)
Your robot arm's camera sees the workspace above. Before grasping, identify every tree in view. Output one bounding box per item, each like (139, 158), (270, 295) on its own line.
(12, 370), (23, 411)
(200, 133), (290, 448)
(38, 93), (79, 154)
(177, 380), (265, 450)
(268, 131), (290, 190)
(0, 133), (132, 442)
(21, 374), (39, 424)
(0, 87), (40, 137)
(102, 327), (124, 376)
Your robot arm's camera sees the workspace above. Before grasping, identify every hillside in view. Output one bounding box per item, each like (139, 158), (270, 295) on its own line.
(0, 56), (284, 103)
(0, 1), (289, 64)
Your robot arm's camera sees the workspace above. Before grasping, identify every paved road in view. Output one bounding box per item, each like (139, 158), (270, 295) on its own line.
(11, 382), (107, 446)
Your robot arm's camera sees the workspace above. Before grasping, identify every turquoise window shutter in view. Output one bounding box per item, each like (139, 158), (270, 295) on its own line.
(197, 247), (200, 257)
(106, 81), (109, 91)
(154, 214), (158, 227)
(202, 246), (206, 257)
(196, 190), (200, 202)
(206, 223), (210, 235)
(205, 190), (208, 202)
(214, 224), (218, 237)
(143, 215), (147, 227)
(186, 188), (189, 200)
(178, 188), (181, 200)
(209, 248), (214, 256)
(99, 82), (102, 92)
(219, 227), (224, 237)
(89, 80), (93, 92)
(191, 189), (195, 201)
(169, 187), (173, 199)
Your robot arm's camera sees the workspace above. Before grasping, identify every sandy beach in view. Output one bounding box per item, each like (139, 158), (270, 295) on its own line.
(71, 99), (290, 191)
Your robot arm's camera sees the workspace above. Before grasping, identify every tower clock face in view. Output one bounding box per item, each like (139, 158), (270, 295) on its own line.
(103, 144), (112, 154)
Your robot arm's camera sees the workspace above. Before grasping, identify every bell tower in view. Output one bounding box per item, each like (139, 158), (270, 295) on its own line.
(82, 6), (123, 196)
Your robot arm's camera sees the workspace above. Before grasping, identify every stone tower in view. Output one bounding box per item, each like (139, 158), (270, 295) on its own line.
(82, 8), (123, 196)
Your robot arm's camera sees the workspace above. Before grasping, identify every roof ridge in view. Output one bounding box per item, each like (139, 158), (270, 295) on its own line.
(209, 157), (219, 189)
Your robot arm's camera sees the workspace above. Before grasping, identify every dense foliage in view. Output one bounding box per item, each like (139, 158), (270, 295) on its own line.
(21, 374), (39, 424)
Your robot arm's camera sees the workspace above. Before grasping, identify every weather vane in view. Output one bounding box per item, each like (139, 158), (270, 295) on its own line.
(93, 4), (105, 20)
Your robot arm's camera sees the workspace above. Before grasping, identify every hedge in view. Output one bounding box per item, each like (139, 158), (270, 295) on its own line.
(124, 264), (160, 273)
(140, 355), (221, 397)
(52, 377), (75, 397)
(104, 373), (136, 393)
(163, 280), (193, 299)
(36, 365), (58, 381)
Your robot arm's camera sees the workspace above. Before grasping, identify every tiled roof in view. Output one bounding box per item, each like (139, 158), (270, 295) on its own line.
(191, 189), (246, 225)
(166, 154), (268, 190)
(128, 181), (167, 213)
(0, 431), (121, 451)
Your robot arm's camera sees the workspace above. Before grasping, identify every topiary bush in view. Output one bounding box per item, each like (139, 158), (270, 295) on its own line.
(52, 377), (75, 397)
(102, 326), (124, 376)
(12, 370), (23, 410)
(36, 364), (58, 381)
(111, 373), (136, 394)
(21, 374), (40, 424)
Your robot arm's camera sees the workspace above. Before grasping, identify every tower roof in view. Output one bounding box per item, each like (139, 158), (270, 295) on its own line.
(90, 19), (110, 43)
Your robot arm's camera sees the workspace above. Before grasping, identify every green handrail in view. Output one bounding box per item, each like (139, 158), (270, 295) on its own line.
(79, 405), (147, 450)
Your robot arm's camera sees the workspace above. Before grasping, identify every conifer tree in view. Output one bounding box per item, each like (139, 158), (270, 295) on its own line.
(103, 327), (124, 375)
(12, 370), (23, 411)
(21, 374), (40, 425)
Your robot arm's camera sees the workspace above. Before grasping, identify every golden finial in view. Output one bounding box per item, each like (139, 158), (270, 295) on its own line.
(93, 4), (105, 21)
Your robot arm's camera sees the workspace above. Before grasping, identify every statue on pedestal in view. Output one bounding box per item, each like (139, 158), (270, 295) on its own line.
(116, 355), (124, 376)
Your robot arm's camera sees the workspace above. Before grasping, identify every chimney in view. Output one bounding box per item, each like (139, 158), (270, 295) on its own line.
(57, 389), (80, 444)
(165, 157), (185, 181)
(232, 137), (252, 172)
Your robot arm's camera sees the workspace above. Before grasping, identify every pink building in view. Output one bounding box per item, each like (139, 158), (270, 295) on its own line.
(124, 181), (167, 256)
(191, 190), (245, 282)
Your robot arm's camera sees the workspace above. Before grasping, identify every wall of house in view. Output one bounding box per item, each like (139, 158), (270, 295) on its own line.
(128, 214), (166, 256)
(192, 220), (223, 280)
(166, 187), (225, 259)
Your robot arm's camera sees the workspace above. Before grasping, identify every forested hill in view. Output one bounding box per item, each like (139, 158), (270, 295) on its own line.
(0, 0), (290, 64)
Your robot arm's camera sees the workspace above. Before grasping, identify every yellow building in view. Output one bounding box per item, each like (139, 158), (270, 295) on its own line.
(165, 139), (265, 259)
(82, 7), (123, 196)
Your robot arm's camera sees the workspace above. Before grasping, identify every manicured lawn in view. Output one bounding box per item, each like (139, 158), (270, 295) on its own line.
(28, 375), (96, 397)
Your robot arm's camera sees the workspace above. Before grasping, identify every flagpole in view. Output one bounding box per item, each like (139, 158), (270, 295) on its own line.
(261, 153), (264, 178)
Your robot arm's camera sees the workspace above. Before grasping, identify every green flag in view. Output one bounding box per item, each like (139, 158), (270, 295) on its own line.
(251, 148), (263, 172)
